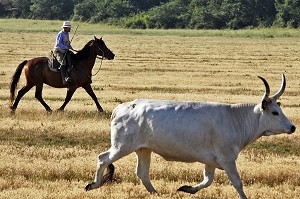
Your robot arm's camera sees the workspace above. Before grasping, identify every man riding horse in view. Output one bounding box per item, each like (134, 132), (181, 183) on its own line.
(10, 28), (115, 112)
(53, 21), (73, 86)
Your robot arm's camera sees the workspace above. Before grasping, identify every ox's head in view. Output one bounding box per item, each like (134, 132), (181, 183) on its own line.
(256, 74), (296, 136)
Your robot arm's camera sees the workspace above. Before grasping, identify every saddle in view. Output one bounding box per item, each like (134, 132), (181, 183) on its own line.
(48, 51), (74, 72)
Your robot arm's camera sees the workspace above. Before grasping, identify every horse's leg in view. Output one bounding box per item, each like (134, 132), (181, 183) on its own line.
(58, 87), (77, 111)
(82, 84), (104, 112)
(35, 84), (52, 112)
(11, 84), (34, 111)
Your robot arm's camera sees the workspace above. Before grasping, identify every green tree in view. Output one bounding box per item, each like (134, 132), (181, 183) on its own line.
(129, 0), (170, 11)
(73, 0), (135, 23)
(222, 0), (276, 29)
(146, 0), (190, 29)
(0, 0), (294, 30)
(111, 0), (134, 18)
(73, 0), (97, 22)
(220, 0), (252, 29)
(0, 0), (13, 17)
(30, 0), (74, 20)
(275, 0), (300, 27)
(12, 0), (30, 18)
(189, 0), (225, 29)
(254, 0), (276, 27)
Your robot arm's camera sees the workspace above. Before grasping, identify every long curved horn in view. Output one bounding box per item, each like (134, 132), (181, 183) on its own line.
(258, 76), (270, 101)
(271, 73), (286, 101)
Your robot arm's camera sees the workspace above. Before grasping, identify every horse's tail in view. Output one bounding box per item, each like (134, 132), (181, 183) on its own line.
(10, 60), (27, 103)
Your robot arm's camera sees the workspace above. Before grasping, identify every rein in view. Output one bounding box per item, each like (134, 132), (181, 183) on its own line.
(92, 55), (104, 76)
(73, 42), (110, 77)
(92, 45), (111, 76)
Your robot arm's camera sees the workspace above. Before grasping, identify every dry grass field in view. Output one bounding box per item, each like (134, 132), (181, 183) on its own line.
(0, 20), (299, 199)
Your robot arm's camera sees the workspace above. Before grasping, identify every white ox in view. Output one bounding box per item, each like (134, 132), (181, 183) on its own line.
(86, 74), (296, 199)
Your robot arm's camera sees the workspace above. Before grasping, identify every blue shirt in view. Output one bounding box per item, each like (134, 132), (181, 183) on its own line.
(54, 30), (72, 53)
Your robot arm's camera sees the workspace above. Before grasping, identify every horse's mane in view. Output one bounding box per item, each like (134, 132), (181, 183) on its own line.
(73, 40), (94, 61)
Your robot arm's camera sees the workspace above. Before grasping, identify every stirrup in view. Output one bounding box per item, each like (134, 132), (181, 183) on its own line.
(62, 77), (71, 86)
(65, 77), (71, 83)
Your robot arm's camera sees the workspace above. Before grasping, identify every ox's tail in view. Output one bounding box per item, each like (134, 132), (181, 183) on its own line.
(10, 60), (27, 103)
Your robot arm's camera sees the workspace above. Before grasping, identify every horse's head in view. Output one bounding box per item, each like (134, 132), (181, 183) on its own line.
(94, 36), (115, 60)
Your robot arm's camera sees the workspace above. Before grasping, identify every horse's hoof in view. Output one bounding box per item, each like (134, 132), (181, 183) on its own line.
(10, 105), (16, 111)
(97, 105), (104, 112)
(10, 109), (16, 115)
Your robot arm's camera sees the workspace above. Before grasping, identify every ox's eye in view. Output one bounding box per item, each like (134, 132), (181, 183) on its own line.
(277, 102), (281, 107)
(272, 111), (279, 116)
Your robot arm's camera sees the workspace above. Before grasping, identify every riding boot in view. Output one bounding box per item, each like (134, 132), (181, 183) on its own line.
(60, 65), (71, 86)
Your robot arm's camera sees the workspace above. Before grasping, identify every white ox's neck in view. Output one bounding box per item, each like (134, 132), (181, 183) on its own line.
(229, 103), (262, 150)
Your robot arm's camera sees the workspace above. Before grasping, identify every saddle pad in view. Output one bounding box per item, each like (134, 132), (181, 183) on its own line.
(48, 57), (60, 72)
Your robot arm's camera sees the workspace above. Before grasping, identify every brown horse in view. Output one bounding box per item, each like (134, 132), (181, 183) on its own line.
(10, 36), (115, 112)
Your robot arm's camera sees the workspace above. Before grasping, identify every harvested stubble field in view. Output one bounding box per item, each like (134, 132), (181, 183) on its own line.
(0, 19), (299, 199)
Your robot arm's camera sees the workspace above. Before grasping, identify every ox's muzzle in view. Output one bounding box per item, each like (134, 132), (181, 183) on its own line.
(288, 125), (296, 134)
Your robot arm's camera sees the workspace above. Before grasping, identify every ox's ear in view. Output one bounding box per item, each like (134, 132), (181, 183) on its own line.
(261, 100), (268, 110)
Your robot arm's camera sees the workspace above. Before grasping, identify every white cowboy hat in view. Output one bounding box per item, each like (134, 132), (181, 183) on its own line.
(62, 21), (72, 28)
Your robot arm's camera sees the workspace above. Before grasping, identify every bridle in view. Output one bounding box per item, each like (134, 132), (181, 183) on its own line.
(71, 39), (112, 78)
(92, 42), (111, 76)
(96, 43), (111, 59)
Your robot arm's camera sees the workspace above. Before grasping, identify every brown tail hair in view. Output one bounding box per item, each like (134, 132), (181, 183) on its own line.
(10, 60), (27, 103)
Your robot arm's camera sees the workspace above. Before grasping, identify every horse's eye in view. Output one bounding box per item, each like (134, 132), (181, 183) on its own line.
(272, 111), (279, 116)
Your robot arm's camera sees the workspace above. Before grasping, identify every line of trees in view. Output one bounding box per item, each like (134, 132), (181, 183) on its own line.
(1, 0), (300, 29)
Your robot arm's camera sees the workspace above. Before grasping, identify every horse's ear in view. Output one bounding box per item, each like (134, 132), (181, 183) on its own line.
(94, 36), (97, 41)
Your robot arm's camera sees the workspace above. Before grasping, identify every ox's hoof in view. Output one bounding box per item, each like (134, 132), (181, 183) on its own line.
(85, 182), (95, 191)
(177, 185), (197, 194)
